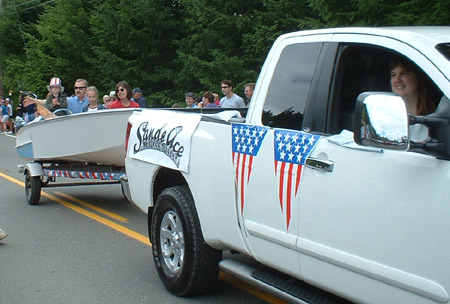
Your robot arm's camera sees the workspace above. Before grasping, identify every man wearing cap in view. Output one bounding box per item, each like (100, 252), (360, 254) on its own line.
(185, 92), (198, 108)
(132, 88), (148, 108)
(67, 79), (89, 114)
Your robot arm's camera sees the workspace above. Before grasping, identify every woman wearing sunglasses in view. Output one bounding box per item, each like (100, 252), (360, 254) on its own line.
(109, 81), (140, 109)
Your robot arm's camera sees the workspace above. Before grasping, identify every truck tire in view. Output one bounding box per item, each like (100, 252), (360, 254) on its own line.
(151, 185), (222, 296)
(25, 171), (41, 205)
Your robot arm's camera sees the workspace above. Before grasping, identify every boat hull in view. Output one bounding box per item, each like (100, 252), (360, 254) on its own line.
(16, 108), (140, 166)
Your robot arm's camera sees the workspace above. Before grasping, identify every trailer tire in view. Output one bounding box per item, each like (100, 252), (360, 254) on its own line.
(25, 171), (41, 205)
(151, 185), (222, 296)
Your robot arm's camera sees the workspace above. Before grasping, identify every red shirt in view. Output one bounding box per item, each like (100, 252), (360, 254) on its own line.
(109, 99), (140, 109)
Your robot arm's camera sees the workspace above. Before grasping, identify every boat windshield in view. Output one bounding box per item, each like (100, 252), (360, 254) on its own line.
(436, 43), (450, 61)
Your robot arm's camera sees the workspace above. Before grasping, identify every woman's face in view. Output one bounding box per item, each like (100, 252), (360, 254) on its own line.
(390, 65), (418, 98)
(117, 87), (127, 100)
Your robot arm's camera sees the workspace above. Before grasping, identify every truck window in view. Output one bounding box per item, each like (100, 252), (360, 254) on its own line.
(327, 45), (398, 134)
(262, 42), (323, 131)
(327, 44), (443, 135)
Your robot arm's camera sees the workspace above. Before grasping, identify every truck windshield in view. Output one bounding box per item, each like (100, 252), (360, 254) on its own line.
(436, 43), (450, 61)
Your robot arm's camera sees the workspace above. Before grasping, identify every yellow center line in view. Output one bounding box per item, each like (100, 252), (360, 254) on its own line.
(54, 191), (128, 223)
(0, 172), (149, 246)
(41, 191), (150, 246)
(0, 172), (25, 186)
(1, 172), (287, 303)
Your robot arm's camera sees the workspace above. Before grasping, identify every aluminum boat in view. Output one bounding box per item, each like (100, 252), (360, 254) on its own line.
(16, 108), (140, 166)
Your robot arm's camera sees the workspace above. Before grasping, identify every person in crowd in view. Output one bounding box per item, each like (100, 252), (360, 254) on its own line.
(67, 79), (89, 113)
(83, 86), (105, 111)
(132, 88), (148, 108)
(1, 100), (9, 134)
(171, 103), (182, 108)
(202, 91), (218, 108)
(109, 81), (140, 109)
(5, 98), (14, 133)
(213, 93), (220, 106)
(244, 82), (255, 105)
(103, 95), (112, 108)
(17, 91), (36, 122)
(195, 96), (203, 107)
(0, 227), (7, 241)
(45, 77), (68, 114)
(220, 80), (246, 108)
(390, 57), (439, 142)
(185, 92), (198, 108)
(109, 91), (117, 100)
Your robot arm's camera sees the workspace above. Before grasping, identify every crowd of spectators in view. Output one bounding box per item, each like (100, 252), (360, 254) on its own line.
(1, 77), (256, 134)
(183, 80), (254, 109)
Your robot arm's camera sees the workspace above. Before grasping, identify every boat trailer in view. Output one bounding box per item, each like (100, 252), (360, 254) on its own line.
(18, 162), (128, 205)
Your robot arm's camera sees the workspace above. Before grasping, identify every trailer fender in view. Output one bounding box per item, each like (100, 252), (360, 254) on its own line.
(18, 163), (43, 177)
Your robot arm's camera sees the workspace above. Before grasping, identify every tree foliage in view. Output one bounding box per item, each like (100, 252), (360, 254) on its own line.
(0, 0), (448, 105)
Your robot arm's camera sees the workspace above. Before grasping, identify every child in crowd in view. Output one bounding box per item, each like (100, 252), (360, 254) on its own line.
(45, 77), (67, 114)
(83, 86), (105, 112)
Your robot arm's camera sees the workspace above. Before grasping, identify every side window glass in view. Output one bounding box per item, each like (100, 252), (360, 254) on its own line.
(328, 44), (443, 135)
(262, 42), (323, 131)
(328, 45), (394, 134)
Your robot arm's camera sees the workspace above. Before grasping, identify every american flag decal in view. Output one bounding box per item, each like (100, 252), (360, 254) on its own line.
(232, 124), (268, 213)
(274, 129), (321, 229)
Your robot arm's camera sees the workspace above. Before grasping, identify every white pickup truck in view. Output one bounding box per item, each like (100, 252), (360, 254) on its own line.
(123, 27), (450, 304)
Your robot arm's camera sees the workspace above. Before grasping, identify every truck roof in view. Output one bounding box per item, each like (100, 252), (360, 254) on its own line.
(280, 26), (450, 45)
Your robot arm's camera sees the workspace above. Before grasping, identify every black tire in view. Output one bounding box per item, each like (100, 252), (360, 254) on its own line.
(120, 183), (127, 200)
(25, 171), (41, 205)
(151, 185), (222, 296)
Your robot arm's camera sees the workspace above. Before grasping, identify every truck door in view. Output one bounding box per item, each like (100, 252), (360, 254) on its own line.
(237, 37), (331, 278)
(296, 41), (450, 302)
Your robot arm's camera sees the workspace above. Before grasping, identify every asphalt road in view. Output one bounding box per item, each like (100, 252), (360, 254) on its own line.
(0, 133), (278, 304)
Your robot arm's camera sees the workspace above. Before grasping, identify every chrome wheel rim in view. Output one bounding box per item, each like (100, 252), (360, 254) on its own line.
(160, 210), (184, 273)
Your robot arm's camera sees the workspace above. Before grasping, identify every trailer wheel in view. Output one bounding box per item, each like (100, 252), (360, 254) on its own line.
(25, 171), (41, 205)
(151, 185), (222, 296)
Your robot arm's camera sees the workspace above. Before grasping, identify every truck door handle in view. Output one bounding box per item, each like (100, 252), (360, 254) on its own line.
(305, 157), (334, 172)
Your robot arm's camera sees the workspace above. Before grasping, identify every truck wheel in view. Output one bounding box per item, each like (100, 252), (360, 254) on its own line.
(151, 185), (222, 296)
(25, 171), (41, 205)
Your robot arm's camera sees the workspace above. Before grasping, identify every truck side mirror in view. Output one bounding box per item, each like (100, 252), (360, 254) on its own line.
(354, 92), (409, 150)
